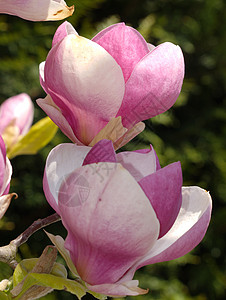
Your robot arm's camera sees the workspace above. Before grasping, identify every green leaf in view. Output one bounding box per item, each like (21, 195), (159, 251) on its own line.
(13, 258), (67, 287)
(11, 273), (86, 300)
(88, 290), (108, 300)
(11, 256), (86, 299)
(45, 231), (80, 278)
(7, 117), (58, 159)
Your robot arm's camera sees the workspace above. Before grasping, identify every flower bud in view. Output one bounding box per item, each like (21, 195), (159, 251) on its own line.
(43, 140), (212, 296)
(0, 93), (34, 149)
(37, 22), (184, 146)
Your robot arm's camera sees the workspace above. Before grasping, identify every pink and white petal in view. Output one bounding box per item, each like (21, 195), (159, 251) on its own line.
(83, 140), (117, 165)
(43, 143), (91, 212)
(36, 95), (80, 144)
(3, 183), (10, 196)
(0, 135), (6, 160)
(135, 146), (161, 170)
(0, 193), (16, 219)
(58, 163), (159, 285)
(0, 137), (6, 191)
(0, 93), (34, 135)
(87, 280), (148, 297)
(136, 186), (212, 267)
(18, 95), (34, 135)
(52, 21), (78, 48)
(0, 0), (74, 22)
(116, 145), (157, 182)
(42, 0), (74, 21)
(43, 171), (60, 214)
(0, 139), (12, 195)
(117, 42), (184, 127)
(44, 34), (125, 121)
(1, 157), (12, 196)
(147, 43), (155, 52)
(39, 62), (48, 94)
(47, 88), (110, 145)
(139, 162), (182, 238)
(93, 23), (149, 82)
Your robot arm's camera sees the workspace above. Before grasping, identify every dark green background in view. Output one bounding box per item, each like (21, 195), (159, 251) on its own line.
(0, 0), (225, 299)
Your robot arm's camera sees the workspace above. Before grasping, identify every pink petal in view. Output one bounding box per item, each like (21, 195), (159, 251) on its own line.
(43, 143), (91, 214)
(87, 279), (148, 297)
(0, 93), (34, 136)
(139, 162), (183, 238)
(49, 88), (110, 144)
(0, 0), (74, 21)
(93, 23), (149, 82)
(36, 95), (80, 144)
(44, 34), (125, 144)
(117, 42), (184, 128)
(52, 21), (78, 48)
(137, 186), (212, 267)
(135, 146), (161, 170)
(116, 145), (157, 182)
(2, 158), (12, 196)
(120, 186), (212, 283)
(83, 139), (116, 165)
(0, 137), (12, 196)
(0, 137), (6, 192)
(39, 62), (48, 94)
(0, 136), (6, 164)
(147, 43), (155, 52)
(58, 163), (159, 285)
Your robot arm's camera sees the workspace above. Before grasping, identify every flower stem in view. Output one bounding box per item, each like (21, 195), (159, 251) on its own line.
(0, 213), (61, 269)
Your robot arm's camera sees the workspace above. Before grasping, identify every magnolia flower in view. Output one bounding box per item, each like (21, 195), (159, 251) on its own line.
(37, 22), (184, 146)
(0, 93), (34, 149)
(0, 136), (13, 219)
(0, 0), (74, 22)
(43, 140), (212, 296)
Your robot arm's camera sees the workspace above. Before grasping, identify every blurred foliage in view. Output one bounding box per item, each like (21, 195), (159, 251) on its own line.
(0, 0), (226, 299)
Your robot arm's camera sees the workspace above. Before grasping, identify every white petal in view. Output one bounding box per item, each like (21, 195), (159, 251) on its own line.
(116, 146), (157, 181)
(44, 144), (91, 207)
(0, 0), (74, 21)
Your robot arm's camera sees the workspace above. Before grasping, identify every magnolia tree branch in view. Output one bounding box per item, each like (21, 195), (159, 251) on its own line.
(0, 213), (61, 269)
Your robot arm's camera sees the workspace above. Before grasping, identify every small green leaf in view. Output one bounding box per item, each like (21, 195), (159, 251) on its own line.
(45, 231), (80, 278)
(11, 273), (86, 300)
(88, 290), (108, 300)
(12, 255), (75, 300)
(7, 117), (58, 159)
(13, 258), (67, 287)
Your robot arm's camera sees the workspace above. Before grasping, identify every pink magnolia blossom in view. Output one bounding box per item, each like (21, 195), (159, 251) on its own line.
(43, 140), (212, 296)
(0, 0), (74, 22)
(37, 22), (184, 146)
(0, 136), (13, 219)
(0, 93), (34, 149)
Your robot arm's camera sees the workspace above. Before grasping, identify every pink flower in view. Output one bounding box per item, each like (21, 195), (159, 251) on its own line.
(0, 93), (34, 149)
(43, 140), (212, 296)
(0, 0), (74, 22)
(37, 22), (184, 146)
(0, 136), (13, 219)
